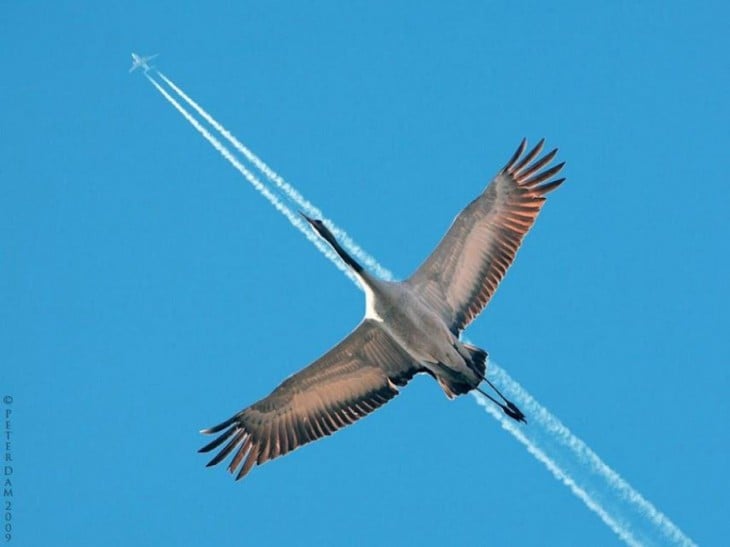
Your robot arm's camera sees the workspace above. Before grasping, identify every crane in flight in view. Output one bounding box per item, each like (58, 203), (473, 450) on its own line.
(200, 139), (565, 480)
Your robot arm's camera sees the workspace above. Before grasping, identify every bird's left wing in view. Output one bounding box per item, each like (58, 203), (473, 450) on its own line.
(407, 139), (565, 334)
(199, 319), (423, 480)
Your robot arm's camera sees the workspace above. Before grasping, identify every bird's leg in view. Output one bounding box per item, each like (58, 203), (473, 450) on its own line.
(476, 379), (527, 423)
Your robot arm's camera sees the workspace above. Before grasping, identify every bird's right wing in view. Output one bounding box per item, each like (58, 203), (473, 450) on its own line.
(199, 319), (423, 480)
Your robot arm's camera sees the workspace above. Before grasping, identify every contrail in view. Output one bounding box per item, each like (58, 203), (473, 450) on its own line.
(156, 72), (393, 282)
(146, 71), (696, 547)
(145, 73), (360, 287)
(472, 391), (643, 547)
(473, 366), (696, 547)
(484, 365), (696, 547)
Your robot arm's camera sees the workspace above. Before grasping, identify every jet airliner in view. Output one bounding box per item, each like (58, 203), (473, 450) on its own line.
(129, 53), (158, 73)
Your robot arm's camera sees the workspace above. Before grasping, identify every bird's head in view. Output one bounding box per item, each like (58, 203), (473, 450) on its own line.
(300, 212), (364, 274)
(300, 213), (336, 245)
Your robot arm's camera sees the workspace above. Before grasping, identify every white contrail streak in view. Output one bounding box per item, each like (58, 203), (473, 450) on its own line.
(145, 73), (360, 287)
(146, 71), (696, 547)
(484, 365), (696, 546)
(156, 72), (393, 281)
(472, 391), (642, 547)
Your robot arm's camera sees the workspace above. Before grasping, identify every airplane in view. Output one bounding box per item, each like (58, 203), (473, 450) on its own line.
(129, 53), (158, 73)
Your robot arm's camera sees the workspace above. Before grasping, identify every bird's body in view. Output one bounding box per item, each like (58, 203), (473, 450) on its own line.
(200, 139), (565, 480)
(362, 273), (483, 396)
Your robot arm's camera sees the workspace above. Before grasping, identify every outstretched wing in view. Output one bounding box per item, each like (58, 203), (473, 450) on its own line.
(407, 139), (565, 333)
(199, 319), (423, 480)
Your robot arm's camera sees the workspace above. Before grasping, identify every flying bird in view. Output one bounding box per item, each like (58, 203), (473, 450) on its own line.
(200, 138), (565, 480)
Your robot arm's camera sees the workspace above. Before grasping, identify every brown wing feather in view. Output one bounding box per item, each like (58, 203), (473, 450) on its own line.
(199, 319), (422, 480)
(407, 139), (565, 333)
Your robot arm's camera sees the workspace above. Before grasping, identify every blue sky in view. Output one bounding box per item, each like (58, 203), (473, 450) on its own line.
(2, 1), (728, 545)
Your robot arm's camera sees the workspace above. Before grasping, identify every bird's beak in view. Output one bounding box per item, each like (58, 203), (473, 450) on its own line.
(299, 211), (314, 226)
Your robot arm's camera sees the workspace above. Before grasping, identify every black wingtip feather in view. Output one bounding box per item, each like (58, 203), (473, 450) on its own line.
(205, 429), (245, 467)
(512, 138), (545, 175)
(519, 147), (558, 180)
(198, 425), (238, 453)
(536, 177), (566, 194)
(524, 161), (566, 188)
(236, 447), (259, 480)
(200, 415), (238, 435)
(501, 138), (527, 173)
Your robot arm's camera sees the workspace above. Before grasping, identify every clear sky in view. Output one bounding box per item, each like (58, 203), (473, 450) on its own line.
(2, 2), (728, 546)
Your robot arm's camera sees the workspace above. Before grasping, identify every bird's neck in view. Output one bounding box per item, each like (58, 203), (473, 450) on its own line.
(326, 234), (364, 276)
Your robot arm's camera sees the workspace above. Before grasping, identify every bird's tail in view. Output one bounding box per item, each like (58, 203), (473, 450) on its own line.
(437, 342), (488, 398)
(461, 342), (487, 380)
